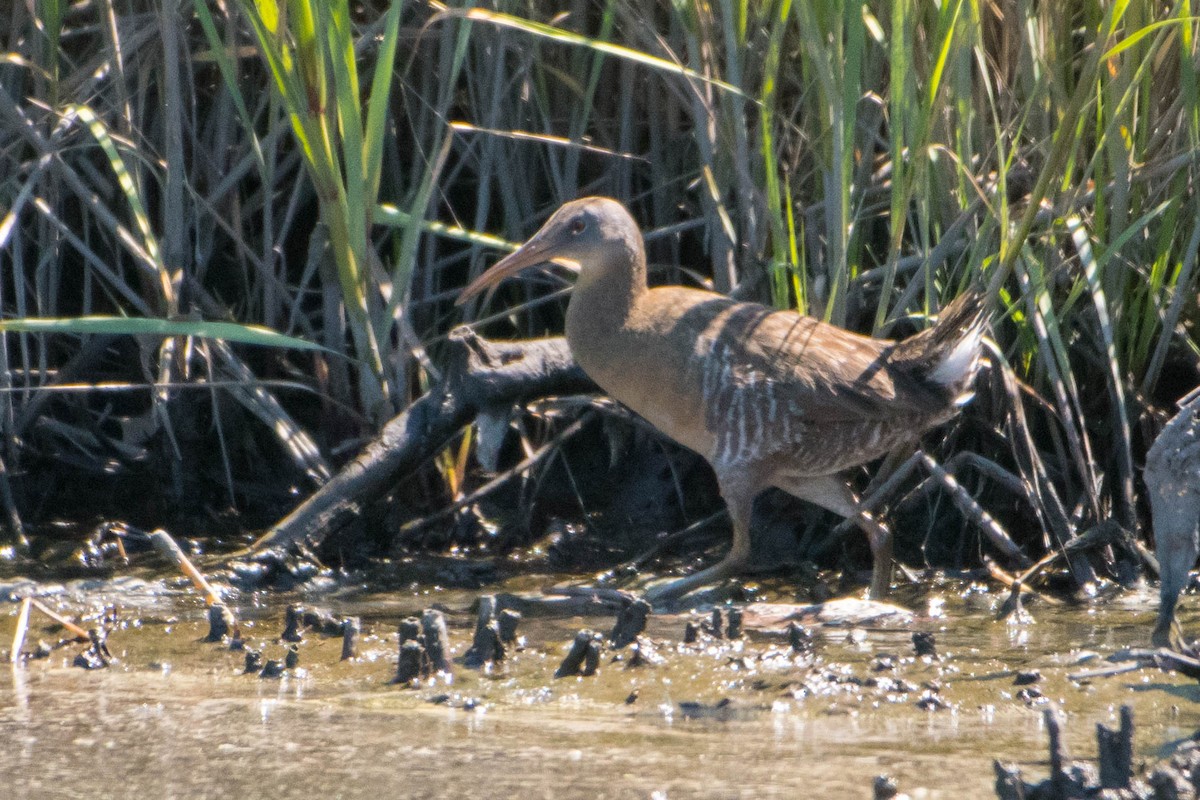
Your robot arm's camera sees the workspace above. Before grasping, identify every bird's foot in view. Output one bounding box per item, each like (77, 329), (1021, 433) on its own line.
(1150, 625), (1174, 651)
(1152, 615), (1191, 654)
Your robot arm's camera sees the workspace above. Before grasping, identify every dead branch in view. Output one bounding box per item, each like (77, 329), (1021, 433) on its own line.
(244, 327), (595, 555)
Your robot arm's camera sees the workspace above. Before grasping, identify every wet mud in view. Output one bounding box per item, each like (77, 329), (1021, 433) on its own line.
(2, 572), (1199, 798)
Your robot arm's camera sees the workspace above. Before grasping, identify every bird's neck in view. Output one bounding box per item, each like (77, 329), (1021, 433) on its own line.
(564, 236), (648, 377)
(566, 236), (648, 331)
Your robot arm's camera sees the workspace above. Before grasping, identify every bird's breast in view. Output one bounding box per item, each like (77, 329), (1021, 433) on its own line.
(565, 289), (725, 458)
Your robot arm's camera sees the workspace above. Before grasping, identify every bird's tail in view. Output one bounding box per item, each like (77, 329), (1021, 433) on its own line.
(892, 291), (987, 406)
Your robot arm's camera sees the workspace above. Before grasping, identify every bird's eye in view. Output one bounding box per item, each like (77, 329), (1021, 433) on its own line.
(569, 218), (586, 235)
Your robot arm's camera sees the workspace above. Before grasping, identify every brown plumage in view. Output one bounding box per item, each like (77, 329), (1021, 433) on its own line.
(458, 197), (986, 603)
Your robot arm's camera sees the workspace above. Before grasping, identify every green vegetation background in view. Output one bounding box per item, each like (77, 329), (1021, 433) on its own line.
(0, 0), (1194, 581)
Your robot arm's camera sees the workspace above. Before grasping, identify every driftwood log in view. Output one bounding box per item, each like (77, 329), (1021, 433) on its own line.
(246, 326), (596, 555)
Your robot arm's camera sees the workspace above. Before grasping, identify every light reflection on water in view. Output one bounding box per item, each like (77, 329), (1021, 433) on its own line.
(1, 583), (1199, 799)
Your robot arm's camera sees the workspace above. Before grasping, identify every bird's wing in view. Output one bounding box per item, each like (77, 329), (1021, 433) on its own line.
(686, 307), (964, 470)
(706, 305), (942, 419)
(636, 289), (976, 466)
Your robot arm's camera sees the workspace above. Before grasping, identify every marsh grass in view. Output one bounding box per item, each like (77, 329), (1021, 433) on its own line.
(0, 0), (1197, 584)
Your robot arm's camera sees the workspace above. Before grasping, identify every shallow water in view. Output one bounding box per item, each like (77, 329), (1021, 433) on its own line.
(1, 573), (1198, 799)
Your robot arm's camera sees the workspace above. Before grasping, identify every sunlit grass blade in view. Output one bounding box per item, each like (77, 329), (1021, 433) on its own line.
(445, 4), (744, 97)
(65, 104), (173, 310)
(0, 316), (331, 352)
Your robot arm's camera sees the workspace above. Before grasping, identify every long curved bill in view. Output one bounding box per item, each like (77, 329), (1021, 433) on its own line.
(455, 239), (579, 306)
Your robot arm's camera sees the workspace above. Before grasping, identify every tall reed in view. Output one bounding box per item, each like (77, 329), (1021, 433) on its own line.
(0, 1), (1195, 571)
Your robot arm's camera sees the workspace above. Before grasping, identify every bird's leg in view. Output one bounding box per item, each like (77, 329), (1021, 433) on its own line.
(643, 473), (756, 606)
(773, 473), (893, 600)
(807, 451), (1034, 597)
(1149, 487), (1199, 652)
(860, 512), (894, 601)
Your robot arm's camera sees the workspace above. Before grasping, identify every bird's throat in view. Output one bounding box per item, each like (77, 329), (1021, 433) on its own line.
(564, 246), (650, 388)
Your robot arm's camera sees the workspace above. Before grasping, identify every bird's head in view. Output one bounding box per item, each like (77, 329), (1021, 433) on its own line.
(456, 197), (644, 306)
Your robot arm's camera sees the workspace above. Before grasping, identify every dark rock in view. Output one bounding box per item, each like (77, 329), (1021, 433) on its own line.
(497, 609), (522, 644)
(787, 621), (813, 654)
(1014, 669), (1041, 686)
(73, 628), (112, 670)
(915, 692), (952, 711)
(1016, 687), (1047, 706)
(726, 606), (743, 639)
(678, 698), (736, 720)
(708, 608), (724, 639)
(626, 637), (665, 668)
(465, 620), (505, 668)
(301, 607), (343, 635)
(341, 617), (360, 660)
(465, 596), (502, 667)
(398, 617), (422, 645)
(284, 644), (300, 670)
(872, 774), (899, 799)
(259, 659), (285, 679)
(395, 640), (429, 684)
(583, 639), (601, 676)
(281, 604), (305, 642)
(205, 603), (236, 643)
(556, 630), (602, 678)
(1096, 705), (1133, 790)
(72, 649), (107, 670)
(421, 609), (453, 674)
(872, 654), (898, 673)
(609, 599), (652, 648)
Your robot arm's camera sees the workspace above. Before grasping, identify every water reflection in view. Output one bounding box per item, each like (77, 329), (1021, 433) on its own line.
(0, 587), (1198, 798)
